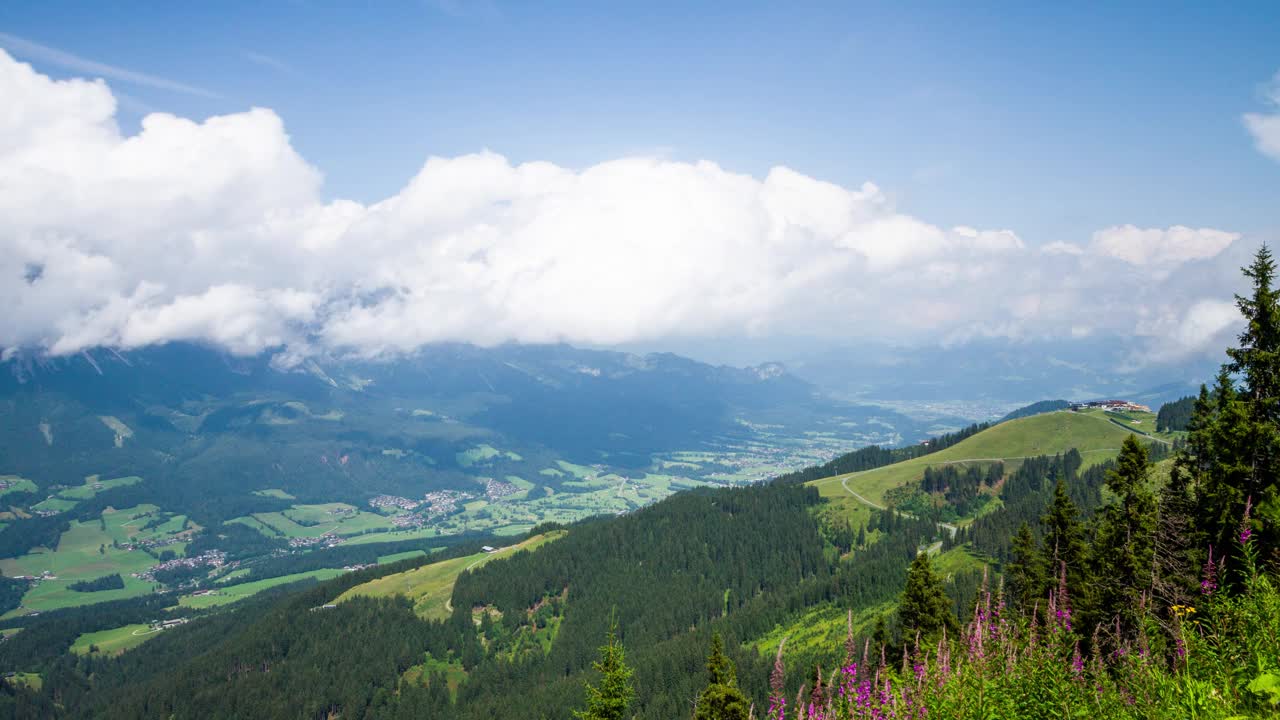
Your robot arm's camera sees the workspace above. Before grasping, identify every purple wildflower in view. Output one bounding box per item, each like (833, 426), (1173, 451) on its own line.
(1240, 496), (1254, 545)
(769, 638), (787, 720)
(1200, 546), (1218, 595)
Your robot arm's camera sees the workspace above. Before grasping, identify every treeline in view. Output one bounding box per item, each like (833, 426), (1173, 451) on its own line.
(67, 574), (124, 592)
(999, 399), (1069, 422)
(1157, 394), (1196, 432)
(772, 422), (990, 485)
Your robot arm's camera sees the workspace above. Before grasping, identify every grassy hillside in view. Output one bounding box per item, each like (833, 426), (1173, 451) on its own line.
(809, 411), (1143, 508)
(335, 531), (563, 620)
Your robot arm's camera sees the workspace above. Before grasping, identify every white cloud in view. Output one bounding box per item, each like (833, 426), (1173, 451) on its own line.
(1089, 225), (1240, 270)
(0, 49), (1253, 364)
(1244, 70), (1280, 162)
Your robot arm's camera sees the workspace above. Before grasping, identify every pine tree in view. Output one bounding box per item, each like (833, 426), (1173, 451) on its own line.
(1040, 479), (1087, 597)
(1225, 245), (1280, 557)
(856, 524), (867, 549)
(1181, 246), (1280, 571)
(1006, 521), (1047, 611)
(898, 552), (957, 646)
(694, 633), (749, 720)
(1089, 435), (1157, 633)
(1193, 369), (1254, 567)
(1153, 456), (1199, 611)
(871, 614), (890, 653)
(575, 618), (635, 720)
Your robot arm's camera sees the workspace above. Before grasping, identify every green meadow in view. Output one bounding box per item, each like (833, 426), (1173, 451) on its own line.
(178, 568), (348, 609)
(336, 532), (563, 620)
(0, 476), (37, 497)
(70, 623), (160, 656)
(810, 411), (1143, 508)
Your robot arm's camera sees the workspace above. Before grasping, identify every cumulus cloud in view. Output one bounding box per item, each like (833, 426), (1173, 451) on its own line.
(1089, 225), (1240, 271)
(0, 50), (1253, 364)
(1244, 71), (1280, 162)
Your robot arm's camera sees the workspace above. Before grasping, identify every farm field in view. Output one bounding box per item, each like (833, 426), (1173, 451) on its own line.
(0, 476), (37, 497)
(0, 505), (201, 616)
(809, 411), (1143, 509)
(336, 532), (564, 620)
(234, 503), (399, 539)
(178, 568), (348, 608)
(57, 475), (142, 501)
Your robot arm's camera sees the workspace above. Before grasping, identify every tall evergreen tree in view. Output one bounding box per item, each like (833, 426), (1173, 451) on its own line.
(898, 552), (957, 646)
(1040, 479), (1087, 598)
(1154, 455), (1199, 611)
(1006, 521), (1047, 611)
(1089, 435), (1157, 633)
(1225, 245), (1280, 556)
(1180, 246), (1280, 572)
(694, 633), (749, 720)
(575, 618), (635, 720)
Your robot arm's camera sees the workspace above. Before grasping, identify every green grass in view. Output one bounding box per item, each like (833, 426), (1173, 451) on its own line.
(241, 504), (398, 539)
(227, 514), (280, 536)
(70, 623), (160, 656)
(58, 475), (142, 500)
(178, 569), (347, 608)
(401, 654), (468, 697)
(31, 497), (78, 513)
(252, 488), (295, 499)
(750, 601), (896, 656)
(336, 532), (564, 620)
(456, 444), (522, 468)
(341, 526), (442, 545)
(0, 511), (176, 616)
(0, 476), (37, 498)
(7, 673), (41, 691)
(810, 411), (1143, 508)
(932, 546), (987, 579)
(0, 505), (205, 616)
(377, 549), (430, 564)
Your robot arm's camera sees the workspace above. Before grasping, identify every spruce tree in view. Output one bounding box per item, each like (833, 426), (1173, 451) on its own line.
(1154, 455), (1199, 611)
(1040, 479), (1087, 597)
(694, 633), (749, 720)
(1090, 435), (1157, 633)
(898, 552), (957, 646)
(576, 618), (635, 720)
(1225, 245), (1280, 556)
(1006, 521), (1047, 611)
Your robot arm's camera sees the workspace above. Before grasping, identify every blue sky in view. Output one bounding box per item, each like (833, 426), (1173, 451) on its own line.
(3, 1), (1277, 240)
(0, 1), (1278, 370)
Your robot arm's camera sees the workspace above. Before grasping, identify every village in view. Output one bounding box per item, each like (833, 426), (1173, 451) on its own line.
(132, 549), (228, 583)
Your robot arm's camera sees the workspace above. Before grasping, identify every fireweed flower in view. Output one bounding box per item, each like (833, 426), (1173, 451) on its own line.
(1200, 546), (1218, 595)
(769, 639), (787, 720)
(1240, 496), (1254, 545)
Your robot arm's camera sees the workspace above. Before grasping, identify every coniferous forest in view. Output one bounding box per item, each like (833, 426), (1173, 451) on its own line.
(0, 248), (1276, 719)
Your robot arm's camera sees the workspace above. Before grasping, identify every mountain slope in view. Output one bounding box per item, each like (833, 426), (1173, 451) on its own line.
(808, 410), (1143, 507)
